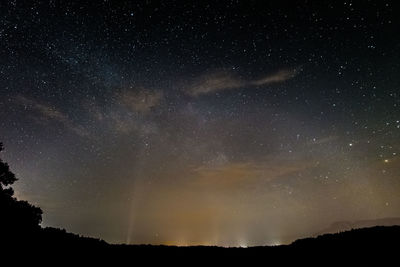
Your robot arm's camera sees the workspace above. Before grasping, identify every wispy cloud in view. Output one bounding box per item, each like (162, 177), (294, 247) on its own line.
(82, 89), (162, 136)
(190, 159), (313, 191)
(119, 88), (163, 112)
(186, 67), (300, 96)
(251, 69), (299, 86)
(16, 96), (89, 137)
(186, 72), (244, 96)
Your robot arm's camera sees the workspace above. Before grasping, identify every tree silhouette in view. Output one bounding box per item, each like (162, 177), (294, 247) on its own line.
(0, 142), (42, 238)
(0, 143), (17, 195)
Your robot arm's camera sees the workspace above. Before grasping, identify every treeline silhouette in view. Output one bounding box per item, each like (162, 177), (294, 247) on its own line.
(1, 142), (399, 262)
(1, 142), (42, 241)
(0, 142), (108, 250)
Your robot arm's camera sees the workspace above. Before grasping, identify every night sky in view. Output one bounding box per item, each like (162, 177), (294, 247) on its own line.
(1, 1), (399, 246)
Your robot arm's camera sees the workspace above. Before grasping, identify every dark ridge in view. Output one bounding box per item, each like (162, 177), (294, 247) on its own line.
(4, 225), (400, 255)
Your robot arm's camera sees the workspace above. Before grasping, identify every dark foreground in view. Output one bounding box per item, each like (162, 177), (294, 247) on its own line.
(3, 225), (400, 264)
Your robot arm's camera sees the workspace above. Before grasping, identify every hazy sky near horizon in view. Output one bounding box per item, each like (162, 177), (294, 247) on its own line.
(1, 1), (399, 246)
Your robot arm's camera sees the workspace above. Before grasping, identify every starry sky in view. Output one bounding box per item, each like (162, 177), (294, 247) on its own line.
(1, 1), (399, 246)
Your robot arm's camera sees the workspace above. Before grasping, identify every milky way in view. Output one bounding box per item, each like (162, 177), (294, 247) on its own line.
(0, 1), (399, 246)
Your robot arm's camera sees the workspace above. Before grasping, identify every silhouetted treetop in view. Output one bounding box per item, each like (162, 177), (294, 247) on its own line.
(0, 142), (17, 195)
(0, 142), (43, 237)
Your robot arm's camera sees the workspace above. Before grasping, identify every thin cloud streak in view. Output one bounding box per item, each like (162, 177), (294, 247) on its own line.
(186, 68), (300, 96)
(186, 72), (244, 96)
(16, 95), (89, 137)
(251, 69), (299, 86)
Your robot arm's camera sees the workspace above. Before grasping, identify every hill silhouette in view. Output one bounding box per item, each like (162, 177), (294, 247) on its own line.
(1, 142), (399, 263)
(314, 217), (400, 236)
(4, 225), (400, 263)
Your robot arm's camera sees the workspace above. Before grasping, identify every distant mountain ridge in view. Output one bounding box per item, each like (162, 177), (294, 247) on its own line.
(315, 217), (400, 236)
